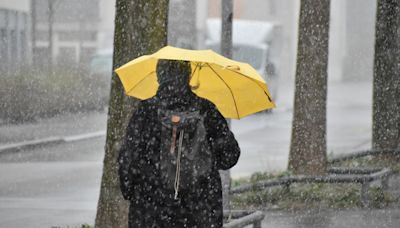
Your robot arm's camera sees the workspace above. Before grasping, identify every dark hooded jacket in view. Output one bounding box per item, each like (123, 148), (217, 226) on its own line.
(118, 60), (240, 228)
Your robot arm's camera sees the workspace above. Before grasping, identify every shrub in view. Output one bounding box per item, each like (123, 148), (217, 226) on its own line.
(0, 66), (110, 123)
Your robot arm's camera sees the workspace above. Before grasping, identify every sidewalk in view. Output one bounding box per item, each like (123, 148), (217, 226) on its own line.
(0, 111), (107, 145)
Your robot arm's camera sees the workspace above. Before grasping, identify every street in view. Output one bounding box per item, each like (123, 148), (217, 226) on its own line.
(0, 137), (104, 228)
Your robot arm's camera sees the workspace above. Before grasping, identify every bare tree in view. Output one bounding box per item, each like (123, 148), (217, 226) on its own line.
(288, 0), (330, 175)
(94, 1), (169, 227)
(220, 0), (233, 211)
(372, 0), (400, 154)
(221, 0), (233, 58)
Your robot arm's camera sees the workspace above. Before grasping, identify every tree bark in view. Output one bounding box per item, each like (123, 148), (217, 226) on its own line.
(220, 0), (233, 211)
(372, 0), (400, 153)
(221, 0), (233, 59)
(288, 0), (330, 175)
(94, 1), (169, 227)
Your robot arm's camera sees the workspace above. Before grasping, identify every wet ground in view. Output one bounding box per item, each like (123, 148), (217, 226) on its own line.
(262, 208), (400, 228)
(0, 138), (104, 228)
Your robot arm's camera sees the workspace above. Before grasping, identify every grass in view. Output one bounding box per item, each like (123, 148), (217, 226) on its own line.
(231, 182), (394, 210)
(231, 155), (400, 210)
(232, 170), (291, 188)
(331, 154), (400, 173)
(51, 224), (92, 228)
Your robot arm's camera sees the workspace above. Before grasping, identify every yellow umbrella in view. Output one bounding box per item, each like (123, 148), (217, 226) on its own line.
(115, 45), (275, 119)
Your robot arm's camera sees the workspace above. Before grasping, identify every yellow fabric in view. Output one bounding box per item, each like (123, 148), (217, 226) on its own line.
(115, 45), (275, 119)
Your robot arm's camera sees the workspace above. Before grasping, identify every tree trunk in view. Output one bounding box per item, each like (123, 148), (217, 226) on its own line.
(372, 0), (400, 153)
(94, 1), (169, 227)
(221, 0), (233, 58)
(288, 0), (330, 175)
(220, 0), (233, 211)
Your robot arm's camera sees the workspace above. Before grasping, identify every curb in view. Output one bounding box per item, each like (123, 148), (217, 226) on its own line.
(0, 131), (106, 154)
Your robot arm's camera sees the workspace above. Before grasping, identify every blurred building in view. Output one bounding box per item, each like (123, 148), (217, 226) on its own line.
(168, 0), (198, 49)
(31, 0), (100, 68)
(0, 0), (31, 74)
(207, 0), (298, 85)
(207, 0), (376, 82)
(97, 0), (115, 51)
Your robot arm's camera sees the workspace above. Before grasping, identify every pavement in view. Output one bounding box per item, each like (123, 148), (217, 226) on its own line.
(262, 207), (400, 228)
(2, 80), (398, 228)
(0, 111), (107, 144)
(0, 137), (104, 228)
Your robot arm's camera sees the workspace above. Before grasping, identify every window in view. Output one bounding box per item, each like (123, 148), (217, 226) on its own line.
(20, 31), (27, 62)
(58, 31), (97, 42)
(34, 47), (50, 69)
(79, 47), (96, 65)
(0, 29), (8, 73)
(57, 47), (77, 64)
(10, 30), (17, 68)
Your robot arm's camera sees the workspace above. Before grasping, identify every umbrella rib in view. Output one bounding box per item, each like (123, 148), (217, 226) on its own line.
(226, 68), (273, 103)
(126, 71), (155, 95)
(190, 63), (199, 80)
(206, 63), (240, 119)
(190, 63), (204, 90)
(246, 77), (273, 102)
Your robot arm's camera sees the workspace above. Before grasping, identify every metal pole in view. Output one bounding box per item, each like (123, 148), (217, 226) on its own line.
(48, 0), (54, 74)
(31, 0), (37, 65)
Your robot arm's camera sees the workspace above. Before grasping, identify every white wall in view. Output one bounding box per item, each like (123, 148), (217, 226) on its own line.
(0, 0), (30, 12)
(328, 0), (347, 81)
(329, 0), (376, 82)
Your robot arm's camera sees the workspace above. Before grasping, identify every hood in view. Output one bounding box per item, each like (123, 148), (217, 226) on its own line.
(156, 59), (196, 110)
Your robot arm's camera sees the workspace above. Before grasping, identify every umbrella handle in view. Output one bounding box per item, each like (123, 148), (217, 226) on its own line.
(190, 67), (201, 90)
(225, 65), (240, 71)
(191, 83), (200, 90)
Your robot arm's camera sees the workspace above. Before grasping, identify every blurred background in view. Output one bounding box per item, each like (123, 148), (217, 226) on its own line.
(0, 0), (376, 171)
(0, 0), (376, 106)
(0, 0), (379, 227)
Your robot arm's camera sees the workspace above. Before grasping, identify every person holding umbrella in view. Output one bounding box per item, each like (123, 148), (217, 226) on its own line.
(117, 46), (275, 227)
(118, 59), (241, 227)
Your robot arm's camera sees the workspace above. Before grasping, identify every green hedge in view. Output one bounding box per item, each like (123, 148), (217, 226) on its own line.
(0, 67), (110, 123)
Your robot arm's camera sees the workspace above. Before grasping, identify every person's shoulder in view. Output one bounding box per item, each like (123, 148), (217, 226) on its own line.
(195, 96), (215, 110)
(195, 96), (221, 116)
(130, 98), (158, 116)
(138, 97), (157, 109)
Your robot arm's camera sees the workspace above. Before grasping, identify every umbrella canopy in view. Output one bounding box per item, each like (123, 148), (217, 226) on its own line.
(115, 46), (275, 119)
